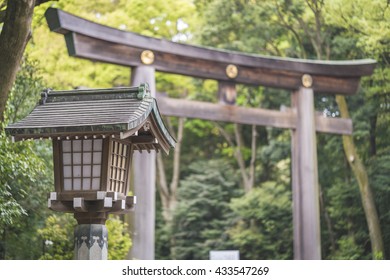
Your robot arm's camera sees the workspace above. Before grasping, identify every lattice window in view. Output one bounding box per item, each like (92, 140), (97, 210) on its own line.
(62, 139), (103, 191)
(109, 141), (130, 194)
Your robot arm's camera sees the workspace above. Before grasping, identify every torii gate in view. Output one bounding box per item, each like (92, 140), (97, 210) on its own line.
(45, 8), (375, 260)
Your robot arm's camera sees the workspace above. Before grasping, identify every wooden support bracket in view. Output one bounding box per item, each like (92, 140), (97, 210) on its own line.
(73, 197), (88, 212)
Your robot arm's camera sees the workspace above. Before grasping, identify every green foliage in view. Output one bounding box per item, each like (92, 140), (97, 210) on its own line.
(6, 56), (43, 124)
(0, 55), (53, 259)
(228, 182), (293, 259)
(0, 134), (27, 226)
(0, 134), (47, 222)
(29, 0), (198, 91)
(106, 217), (132, 260)
(0, 133), (52, 259)
(155, 214), (172, 260)
(325, 0), (390, 57)
(38, 214), (75, 260)
(38, 214), (132, 260)
(171, 159), (241, 259)
(369, 154), (390, 258)
(52, 0), (197, 40)
(329, 235), (366, 260)
(197, 0), (293, 55)
(325, 178), (369, 255)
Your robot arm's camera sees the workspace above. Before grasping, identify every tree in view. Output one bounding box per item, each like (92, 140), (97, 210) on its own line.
(38, 214), (75, 260)
(324, 0), (389, 259)
(214, 121), (258, 193)
(0, 56), (53, 260)
(196, 0), (387, 259)
(228, 182), (293, 259)
(0, 133), (49, 259)
(171, 159), (241, 259)
(156, 117), (185, 222)
(0, 0), (53, 122)
(335, 95), (384, 259)
(27, 0), (198, 90)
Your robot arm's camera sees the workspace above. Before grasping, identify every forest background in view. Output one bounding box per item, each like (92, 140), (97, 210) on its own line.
(0, 0), (389, 260)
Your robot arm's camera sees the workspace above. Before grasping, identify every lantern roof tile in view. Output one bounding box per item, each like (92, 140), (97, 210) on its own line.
(6, 84), (175, 153)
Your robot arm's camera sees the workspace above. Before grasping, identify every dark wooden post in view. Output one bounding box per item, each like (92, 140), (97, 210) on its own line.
(291, 84), (321, 259)
(218, 81), (236, 105)
(130, 65), (156, 260)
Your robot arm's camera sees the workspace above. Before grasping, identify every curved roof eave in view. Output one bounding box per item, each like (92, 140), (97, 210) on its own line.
(5, 86), (176, 152)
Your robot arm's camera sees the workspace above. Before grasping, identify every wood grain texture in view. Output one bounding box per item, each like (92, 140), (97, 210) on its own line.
(0, 0), (36, 121)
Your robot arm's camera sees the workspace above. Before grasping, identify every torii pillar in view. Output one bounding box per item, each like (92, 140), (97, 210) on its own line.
(130, 65), (156, 260)
(291, 83), (321, 259)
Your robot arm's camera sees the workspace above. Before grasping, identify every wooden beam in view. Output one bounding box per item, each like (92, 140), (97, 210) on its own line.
(156, 95), (353, 135)
(158, 94), (295, 128)
(315, 113), (352, 135)
(48, 199), (73, 212)
(45, 8), (376, 95)
(130, 135), (155, 144)
(63, 32), (361, 95)
(52, 140), (62, 193)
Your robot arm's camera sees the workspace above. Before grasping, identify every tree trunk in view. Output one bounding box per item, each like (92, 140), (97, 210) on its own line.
(168, 117), (184, 212)
(156, 153), (171, 221)
(369, 114), (377, 156)
(233, 123), (251, 192)
(319, 183), (336, 253)
(156, 117), (185, 222)
(0, 0), (36, 122)
(335, 95), (385, 259)
(216, 122), (257, 193)
(248, 124), (257, 191)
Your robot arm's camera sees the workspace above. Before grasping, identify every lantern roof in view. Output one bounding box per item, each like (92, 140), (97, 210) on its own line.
(6, 84), (175, 154)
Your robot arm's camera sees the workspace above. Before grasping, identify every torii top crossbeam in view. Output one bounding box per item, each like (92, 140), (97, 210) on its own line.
(45, 8), (375, 95)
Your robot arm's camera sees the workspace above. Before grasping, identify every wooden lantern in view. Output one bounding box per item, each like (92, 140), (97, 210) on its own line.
(6, 84), (175, 224)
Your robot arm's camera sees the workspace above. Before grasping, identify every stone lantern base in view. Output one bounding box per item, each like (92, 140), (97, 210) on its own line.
(74, 224), (108, 260)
